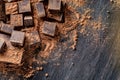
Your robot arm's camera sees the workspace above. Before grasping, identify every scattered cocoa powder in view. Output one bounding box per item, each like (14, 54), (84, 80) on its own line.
(0, 0), (104, 79)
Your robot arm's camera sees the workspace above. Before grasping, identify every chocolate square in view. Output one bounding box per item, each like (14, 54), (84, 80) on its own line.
(18, 0), (31, 13)
(24, 16), (34, 27)
(26, 31), (41, 49)
(10, 31), (25, 47)
(5, 2), (18, 15)
(47, 12), (63, 22)
(35, 2), (46, 18)
(10, 14), (23, 27)
(42, 21), (56, 36)
(0, 23), (14, 34)
(48, 0), (61, 11)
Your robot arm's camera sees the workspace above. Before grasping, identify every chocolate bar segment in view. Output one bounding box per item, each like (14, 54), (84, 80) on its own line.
(26, 31), (41, 49)
(47, 12), (63, 22)
(24, 16), (34, 27)
(5, 2), (18, 15)
(0, 23), (14, 34)
(18, 0), (31, 13)
(42, 21), (56, 36)
(10, 31), (25, 47)
(35, 2), (46, 18)
(48, 0), (61, 11)
(10, 14), (23, 27)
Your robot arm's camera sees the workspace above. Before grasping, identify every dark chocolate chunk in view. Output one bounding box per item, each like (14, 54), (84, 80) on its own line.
(0, 23), (14, 34)
(10, 31), (25, 47)
(26, 31), (41, 49)
(24, 16), (34, 27)
(48, 0), (61, 11)
(42, 21), (56, 36)
(5, 2), (18, 15)
(18, 0), (31, 13)
(47, 12), (63, 22)
(10, 14), (23, 27)
(35, 2), (46, 18)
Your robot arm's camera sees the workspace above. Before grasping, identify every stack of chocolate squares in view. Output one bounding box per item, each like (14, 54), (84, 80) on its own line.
(0, 0), (65, 64)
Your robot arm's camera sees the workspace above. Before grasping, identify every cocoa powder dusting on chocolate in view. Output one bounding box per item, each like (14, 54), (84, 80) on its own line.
(0, 0), (103, 78)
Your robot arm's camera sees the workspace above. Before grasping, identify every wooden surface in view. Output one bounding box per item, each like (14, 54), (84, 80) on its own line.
(32, 0), (119, 80)
(0, 0), (120, 80)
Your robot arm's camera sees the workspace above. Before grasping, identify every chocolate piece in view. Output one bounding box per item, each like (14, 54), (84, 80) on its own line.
(35, 2), (45, 18)
(26, 31), (41, 49)
(5, 2), (18, 15)
(48, 0), (61, 11)
(0, 23), (14, 34)
(24, 16), (33, 27)
(10, 14), (23, 27)
(10, 31), (25, 47)
(18, 0), (31, 13)
(0, 0), (6, 22)
(0, 39), (6, 53)
(24, 16), (34, 27)
(42, 21), (56, 36)
(47, 12), (63, 22)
